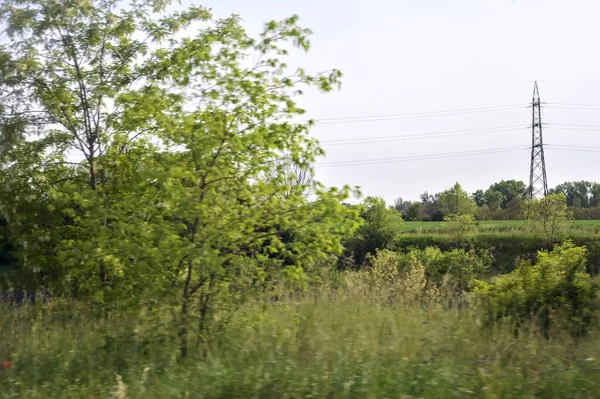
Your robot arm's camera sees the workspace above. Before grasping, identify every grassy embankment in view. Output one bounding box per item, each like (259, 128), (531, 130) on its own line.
(2, 291), (600, 398)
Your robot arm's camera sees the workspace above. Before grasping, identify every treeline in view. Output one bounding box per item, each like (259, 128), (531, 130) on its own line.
(394, 180), (600, 221)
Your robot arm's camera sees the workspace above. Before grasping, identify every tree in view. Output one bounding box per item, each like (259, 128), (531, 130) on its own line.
(263, 156), (315, 200)
(483, 189), (505, 211)
(417, 191), (443, 221)
(488, 180), (527, 209)
(523, 193), (571, 245)
(351, 197), (404, 264)
(0, 0), (361, 357)
(472, 189), (486, 207)
(405, 202), (421, 221)
(437, 182), (477, 216)
(550, 181), (600, 208)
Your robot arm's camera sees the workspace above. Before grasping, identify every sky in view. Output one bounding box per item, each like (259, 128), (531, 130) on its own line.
(184, 0), (600, 204)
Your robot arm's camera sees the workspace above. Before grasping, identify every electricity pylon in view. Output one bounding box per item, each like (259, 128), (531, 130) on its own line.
(528, 81), (548, 199)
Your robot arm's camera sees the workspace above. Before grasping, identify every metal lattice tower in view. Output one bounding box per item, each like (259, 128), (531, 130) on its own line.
(528, 81), (548, 199)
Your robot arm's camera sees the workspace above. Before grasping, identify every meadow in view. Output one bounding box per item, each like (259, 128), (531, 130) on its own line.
(402, 220), (600, 234)
(3, 290), (600, 398)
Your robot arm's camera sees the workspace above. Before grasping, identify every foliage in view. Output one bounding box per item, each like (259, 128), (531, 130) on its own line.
(442, 213), (475, 243)
(401, 247), (492, 294)
(550, 181), (600, 208)
(524, 193), (572, 245)
(474, 241), (600, 337)
(0, 0), (361, 356)
(487, 179), (527, 208)
(7, 292), (600, 397)
(349, 197), (403, 264)
(437, 182), (477, 216)
(343, 248), (438, 303)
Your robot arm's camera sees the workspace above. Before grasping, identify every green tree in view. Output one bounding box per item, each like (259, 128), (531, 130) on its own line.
(351, 197), (404, 264)
(442, 213), (476, 243)
(550, 181), (600, 208)
(488, 180), (527, 209)
(0, 0), (361, 356)
(523, 193), (572, 245)
(472, 189), (486, 207)
(437, 182), (477, 216)
(483, 189), (505, 210)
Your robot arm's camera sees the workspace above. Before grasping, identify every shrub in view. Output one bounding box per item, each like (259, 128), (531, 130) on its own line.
(400, 247), (492, 294)
(349, 197), (404, 264)
(474, 241), (600, 337)
(442, 213), (476, 244)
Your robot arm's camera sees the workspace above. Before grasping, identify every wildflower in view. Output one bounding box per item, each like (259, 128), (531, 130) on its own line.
(2, 361), (11, 369)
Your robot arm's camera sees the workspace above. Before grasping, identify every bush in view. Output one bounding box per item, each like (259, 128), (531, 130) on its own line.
(474, 241), (600, 337)
(355, 247), (491, 304)
(348, 197), (404, 264)
(401, 247), (491, 294)
(394, 232), (600, 275)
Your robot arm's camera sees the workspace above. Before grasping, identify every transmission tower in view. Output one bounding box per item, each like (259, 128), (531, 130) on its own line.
(528, 81), (548, 199)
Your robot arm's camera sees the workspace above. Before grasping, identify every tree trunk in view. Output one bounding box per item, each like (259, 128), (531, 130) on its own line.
(179, 298), (189, 358)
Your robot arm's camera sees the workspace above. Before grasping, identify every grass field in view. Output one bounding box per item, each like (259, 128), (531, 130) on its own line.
(2, 294), (600, 398)
(402, 220), (600, 234)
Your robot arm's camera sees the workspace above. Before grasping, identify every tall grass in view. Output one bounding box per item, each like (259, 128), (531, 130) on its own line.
(402, 220), (600, 234)
(2, 290), (600, 398)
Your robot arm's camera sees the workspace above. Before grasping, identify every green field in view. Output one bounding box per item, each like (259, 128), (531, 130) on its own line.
(402, 220), (600, 234)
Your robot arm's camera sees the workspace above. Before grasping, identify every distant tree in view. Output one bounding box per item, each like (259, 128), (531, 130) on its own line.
(393, 197), (410, 213)
(443, 213), (476, 243)
(483, 189), (505, 211)
(524, 193), (572, 245)
(417, 191), (443, 221)
(488, 180), (527, 209)
(472, 190), (486, 207)
(502, 197), (523, 220)
(352, 197), (404, 263)
(476, 204), (492, 221)
(405, 202), (421, 221)
(550, 181), (600, 208)
(437, 183), (477, 216)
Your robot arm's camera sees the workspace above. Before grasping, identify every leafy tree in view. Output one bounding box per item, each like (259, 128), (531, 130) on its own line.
(550, 181), (600, 208)
(502, 197), (523, 220)
(442, 213), (476, 243)
(417, 190), (443, 221)
(0, 0), (360, 357)
(404, 202), (421, 221)
(488, 180), (527, 208)
(437, 182), (477, 216)
(523, 193), (572, 245)
(351, 197), (404, 264)
(483, 189), (505, 211)
(472, 189), (486, 207)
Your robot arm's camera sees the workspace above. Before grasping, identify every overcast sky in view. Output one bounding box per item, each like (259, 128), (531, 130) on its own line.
(194, 0), (600, 203)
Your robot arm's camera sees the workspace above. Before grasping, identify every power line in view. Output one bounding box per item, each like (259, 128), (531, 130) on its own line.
(549, 103), (600, 108)
(316, 124), (600, 147)
(549, 123), (600, 128)
(545, 105), (600, 111)
(547, 144), (600, 151)
(301, 104), (527, 125)
(317, 146), (529, 168)
(319, 126), (526, 146)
